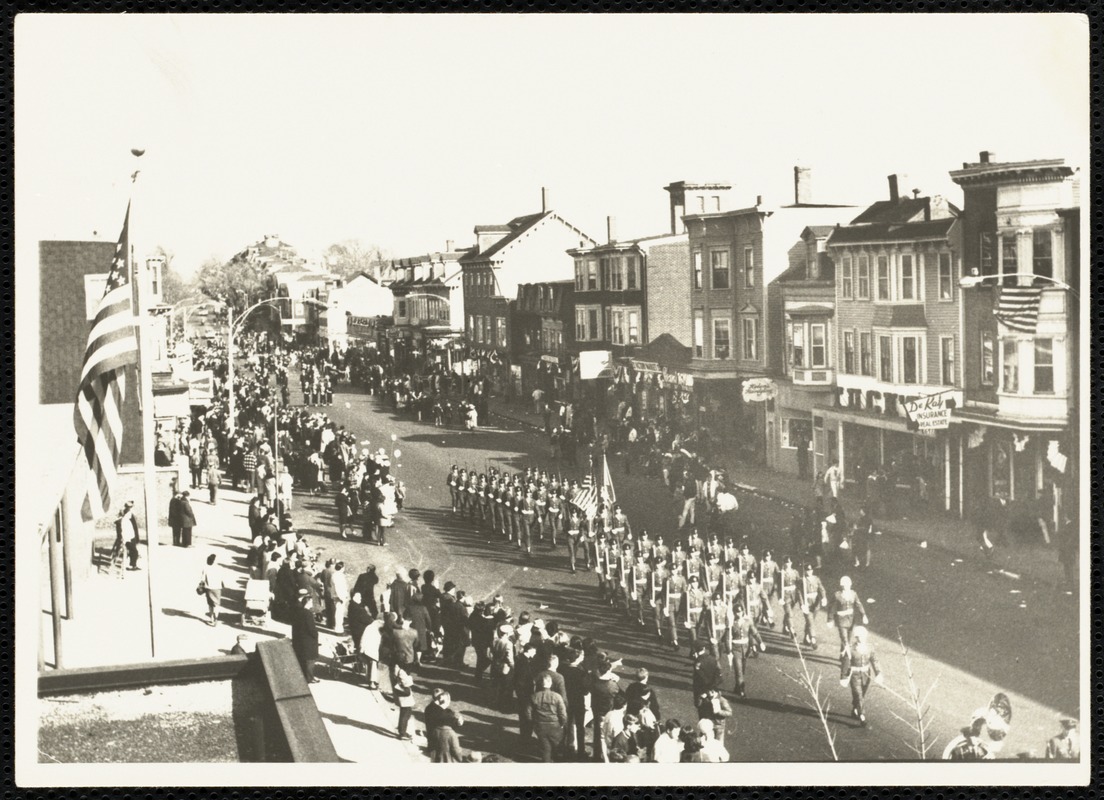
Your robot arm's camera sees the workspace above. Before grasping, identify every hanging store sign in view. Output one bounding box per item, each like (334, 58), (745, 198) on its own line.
(348, 315), (375, 328)
(903, 389), (956, 431)
(540, 354), (560, 364)
(741, 378), (777, 403)
(579, 350), (613, 380)
(629, 359), (662, 375)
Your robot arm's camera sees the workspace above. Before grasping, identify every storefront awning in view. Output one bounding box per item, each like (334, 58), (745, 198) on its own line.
(817, 406), (915, 433)
(952, 407), (1069, 432)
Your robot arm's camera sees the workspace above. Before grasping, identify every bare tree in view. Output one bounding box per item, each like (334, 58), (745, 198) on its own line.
(775, 633), (839, 761)
(885, 628), (939, 759)
(195, 254), (270, 315)
(324, 239), (390, 281)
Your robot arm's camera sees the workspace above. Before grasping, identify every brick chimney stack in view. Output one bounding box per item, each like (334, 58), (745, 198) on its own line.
(607, 216), (617, 244)
(794, 166), (813, 204)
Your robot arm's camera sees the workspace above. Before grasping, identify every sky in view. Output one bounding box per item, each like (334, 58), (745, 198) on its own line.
(15, 13), (1089, 276)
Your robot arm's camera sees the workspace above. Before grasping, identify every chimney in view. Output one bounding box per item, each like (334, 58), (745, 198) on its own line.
(446, 239), (454, 252)
(979, 150), (995, 164)
(541, 187), (549, 214)
(607, 216), (617, 244)
(794, 166), (813, 205)
(756, 195), (763, 207)
(887, 174), (908, 203)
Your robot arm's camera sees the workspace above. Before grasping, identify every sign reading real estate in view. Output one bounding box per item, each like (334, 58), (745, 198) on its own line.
(904, 390), (955, 431)
(741, 378), (777, 403)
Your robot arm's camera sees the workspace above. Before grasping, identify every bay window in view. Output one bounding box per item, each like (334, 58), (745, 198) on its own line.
(1032, 229), (1053, 280)
(810, 324), (827, 368)
(790, 323), (804, 368)
(901, 336), (920, 384)
(1033, 338), (1054, 394)
(1001, 339), (1019, 393)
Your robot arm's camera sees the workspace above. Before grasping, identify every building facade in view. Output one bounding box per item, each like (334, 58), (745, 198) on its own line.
(387, 245), (469, 373)
(949, 152), (1080, 532)
(460, 193), (595, 398)
(681, 169), (854, 463)
(315, 272), (393, 350)
(513, 280), (575, 401)
(824, 176), (963, 513)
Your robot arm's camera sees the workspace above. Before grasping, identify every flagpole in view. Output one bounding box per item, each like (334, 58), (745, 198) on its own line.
(130, 148), (161, 658)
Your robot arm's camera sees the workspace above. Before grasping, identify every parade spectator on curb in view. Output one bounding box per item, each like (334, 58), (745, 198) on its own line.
(330, 561), (349, 631)
(695, 718), (730, 762)
(696, 688), (733, 742)
(561, 647), (589, 759)
(426, 689), (467, 762)
(529, 673), (567, 763)
(291, 590), (321, 683)
(178, 491), (197, 548)
(393, 664), (415, 740)
(352, 564), (379, 617)
(168, 489), (184, 547)
(653, 719), (683, 763)
(357, 609), (384, 689)
(609, 713), (642, 763)
(206, 461), (223, 505)
(590, 658), (623, 762)
(490, 624), (516, 710)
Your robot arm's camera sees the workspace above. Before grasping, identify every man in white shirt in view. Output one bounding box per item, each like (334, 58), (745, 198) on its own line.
(652, 719), (684, 763)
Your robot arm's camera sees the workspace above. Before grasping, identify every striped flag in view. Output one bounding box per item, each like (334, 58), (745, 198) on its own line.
(571, 455), (617, 517)
(996, 286), (1043, 333)
(73, 205), (139, 521)
(600, 454), (617, 506)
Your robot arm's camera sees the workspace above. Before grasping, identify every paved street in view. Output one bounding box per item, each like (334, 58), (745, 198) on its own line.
(280, 383), (1078, 762)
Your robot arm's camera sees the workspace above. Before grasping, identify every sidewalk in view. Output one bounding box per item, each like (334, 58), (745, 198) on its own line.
(44, 481), (427, 764)
(487, 397), (1066, 588)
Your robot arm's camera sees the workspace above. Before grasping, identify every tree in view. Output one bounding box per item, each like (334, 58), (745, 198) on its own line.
(196, 254), (271, 315)
(324, 239), (390, 282)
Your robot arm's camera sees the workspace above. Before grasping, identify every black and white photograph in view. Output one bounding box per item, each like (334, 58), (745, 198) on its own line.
(14, 12), (1090, 787)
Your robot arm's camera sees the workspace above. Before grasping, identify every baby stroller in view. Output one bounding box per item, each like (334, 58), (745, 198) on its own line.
(243, 578), (272, 627)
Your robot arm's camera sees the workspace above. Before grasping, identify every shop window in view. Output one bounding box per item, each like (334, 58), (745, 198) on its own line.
(1034, 338), (1054, 394)
(991, 439), (1012, 498)
(1001, 339), (1019, 393)
(1032, 229), (1053, 280)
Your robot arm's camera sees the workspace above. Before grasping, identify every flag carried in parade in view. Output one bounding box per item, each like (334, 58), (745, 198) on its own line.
(74, 204), (138, 521)
(996, 285), (1043, 333)
(571, 454), (617, 517)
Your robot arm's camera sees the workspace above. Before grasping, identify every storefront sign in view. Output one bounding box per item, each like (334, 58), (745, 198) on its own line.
(904, 390), (954, 431)
(348, 315), (374, 328)
(540, 354), (560, 364)
(629, 359), (662, 375)
(741, 378), (777, 403)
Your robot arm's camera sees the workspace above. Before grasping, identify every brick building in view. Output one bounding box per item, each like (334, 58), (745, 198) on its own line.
(459, 191), (595, 398)
(824, 176), (964, 513)
(513, 280), (575, 401)
(949, 152), (1080, 532)
(386, 244), (469, 373)
(680, 169), (854, 464)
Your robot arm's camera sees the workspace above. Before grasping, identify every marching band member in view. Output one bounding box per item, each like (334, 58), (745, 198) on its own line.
(838, 626), (882, 726)
(758, 550), (778, 628)
(798, 563), (827, 649)
(778, 556), (801, 638)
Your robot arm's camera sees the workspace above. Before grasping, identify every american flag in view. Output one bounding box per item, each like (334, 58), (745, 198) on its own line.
(73, 206), (139, 521)
(570, 455), (616, 517)
(996, 286), (1043, 333)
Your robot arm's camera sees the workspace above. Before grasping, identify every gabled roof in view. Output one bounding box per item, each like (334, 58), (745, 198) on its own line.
(460, 212), (547, 264)
(637, 333), (692, 366)
(849, 198), (931, 225)
(803, 225), (837, 238)
(774, 251), (835, 284)
(827, 217), (958, 247)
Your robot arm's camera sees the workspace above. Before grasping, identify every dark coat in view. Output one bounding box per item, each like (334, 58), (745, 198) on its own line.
(348, 599), (372, 647)
(692, 654), (722, 699)
(178, 498), (197, 528)
(291, 604), (319, 662)
(168, 496), (183, 528)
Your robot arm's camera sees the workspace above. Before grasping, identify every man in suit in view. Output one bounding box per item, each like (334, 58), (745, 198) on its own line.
(178, 491), (197, 548)
(168, 489), (184, 547)
(291, 590), (321, 683)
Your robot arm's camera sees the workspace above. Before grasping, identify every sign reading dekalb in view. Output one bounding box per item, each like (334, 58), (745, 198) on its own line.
(741, 378), (777, 403)
(904, 389), (956, 431)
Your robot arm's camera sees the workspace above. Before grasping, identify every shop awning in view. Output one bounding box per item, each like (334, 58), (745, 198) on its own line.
(817, 406), (916, 433)
(785, 306), (835, 319)
(952, 407), (1069, 432)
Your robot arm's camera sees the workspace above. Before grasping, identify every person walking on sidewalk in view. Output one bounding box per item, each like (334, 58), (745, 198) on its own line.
(199, 553), (228, 626)
(206, 461), (223, 505)
(393, 664), (416, 740)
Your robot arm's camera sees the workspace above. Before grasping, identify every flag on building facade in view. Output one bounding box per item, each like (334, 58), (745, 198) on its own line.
(73, 205), (139, 521)
(996, 286), (1043, 333)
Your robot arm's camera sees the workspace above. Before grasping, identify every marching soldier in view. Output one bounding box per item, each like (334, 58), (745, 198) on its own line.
(637, 529), (653, 557)
(490, 476), (505, 536)
(481, 474), (494, 527)
(520, 489), (538, 554)
(838, 626), (882, 726)
(628, 549), (650, 625)
(737, 543), (757, 577)
(651, 535), (670, 568)
(685, 546), (705, 587)
(609, 504), (631, 547)
(534, 483), (549, 542)
(465, 472), (480, 520)
(687, 528), (705, 555)
(707, 533), (724, 562)
(650, 557), (671, 638)
(778, 556), (801, 638)
(565, 505), (585, 573)
(665, 567), (688, 649)
(730, 604), (766, 699)
(722, 561), (742, 610)
(742, 570), (770, 629)
(546, 491), (564, 547)
(476, 473), (489, 525)
(671, 540), (688, 574)
(758, 550), (779, 628)
(447, 465), (461, 515)
(457, 469), (470, 517)
(798, 563), (827, 649)
(596, 534), (614, 603)
(679, 574), (707, 652)
(724, 537), (740, 566)
(699, 590), (733, 667)
(703, 551), (724, 597)
(829, 575), (869, 655)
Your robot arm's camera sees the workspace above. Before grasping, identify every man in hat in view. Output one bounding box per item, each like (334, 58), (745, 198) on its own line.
(168, 489), (185, 547)
(798, 563), (827, 649)
(777, 556), (802, 638)
(490, 623), (516, 710)
(829, 575), (868, 655)
(838, 625), (882, 726)
(731, 603), (766, 698)
(1045, 718), (1080, 761)
(178, 491), (197, 548)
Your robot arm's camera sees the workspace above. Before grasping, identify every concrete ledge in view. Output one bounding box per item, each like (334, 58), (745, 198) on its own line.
(38, 654), (252, 696)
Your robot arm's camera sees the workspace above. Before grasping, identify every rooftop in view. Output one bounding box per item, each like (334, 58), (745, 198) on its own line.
(827, 216), (958, 246)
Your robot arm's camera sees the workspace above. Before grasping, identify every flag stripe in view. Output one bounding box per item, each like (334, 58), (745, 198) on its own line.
(74, 205), (138, 521)
(996, 286), (1042, 334)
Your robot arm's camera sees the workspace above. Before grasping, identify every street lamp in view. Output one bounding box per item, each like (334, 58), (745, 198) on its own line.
(959, 271), (1077, 295)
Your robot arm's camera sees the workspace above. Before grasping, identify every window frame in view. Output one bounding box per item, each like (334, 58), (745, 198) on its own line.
(1033, 337), (1054, 394)
(843, 330), (855, 374)
(980, 330), (995, 386)
(1001, 338), (1019, 393)
(860, 332), (873, 376)
(937, 251), (954, 301)
(857, 255), (870, 299)
(841, 256), (854, 299)
(692, 251), (703, 291)
(712, 317), (732, 360)
(1000, 233), (1018, 279)
(693, 310), (704, 358)
(625, 255), (639, 290)
(979, 232), (995, 276)
(878, 334), (893, 382)
(876, 255), (891, 301)
(1032, 229), (1053, 280)
(710, 249), (731, 290)
(790, 322), (805, 369)
(899, 253), (916, 301)
(741, 316), (759, 361)
(901, 334), (921, 384)
(940, 336), (955, 386)
(744, 246), (755, 288)
(810, 323), (827, 369)
(586, 259), (598, 291)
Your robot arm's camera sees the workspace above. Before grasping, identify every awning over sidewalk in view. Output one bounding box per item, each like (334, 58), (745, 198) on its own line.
(817, 405), (915, 433)
(952, 407), (1069, 433)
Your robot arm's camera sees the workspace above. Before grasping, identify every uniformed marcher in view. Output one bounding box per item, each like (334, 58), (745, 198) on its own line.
(838, 626), (882, 726)
(678, 574), (707, 652)
(777, 556), (801, 638)
(565, 505), (585, 573)
(650, 558), (671, 638)
(699, 591), (733, 666)
(730, 604), (766, 698)
(665, 568), (688, 649)
(758, 550), (779, 628)
(798, 564), (827, 649)
(447, 466), (461, 515)
(629, 551), (650, 626)
(609, 504), (631, 547)
(742, 572), (769, 631)
(651, 535), (670, 567)
(520, 489), (538, 554)
(703, 552), (724, 597)
(829, 575), (869, 655)
(546, 491), (564, 547)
